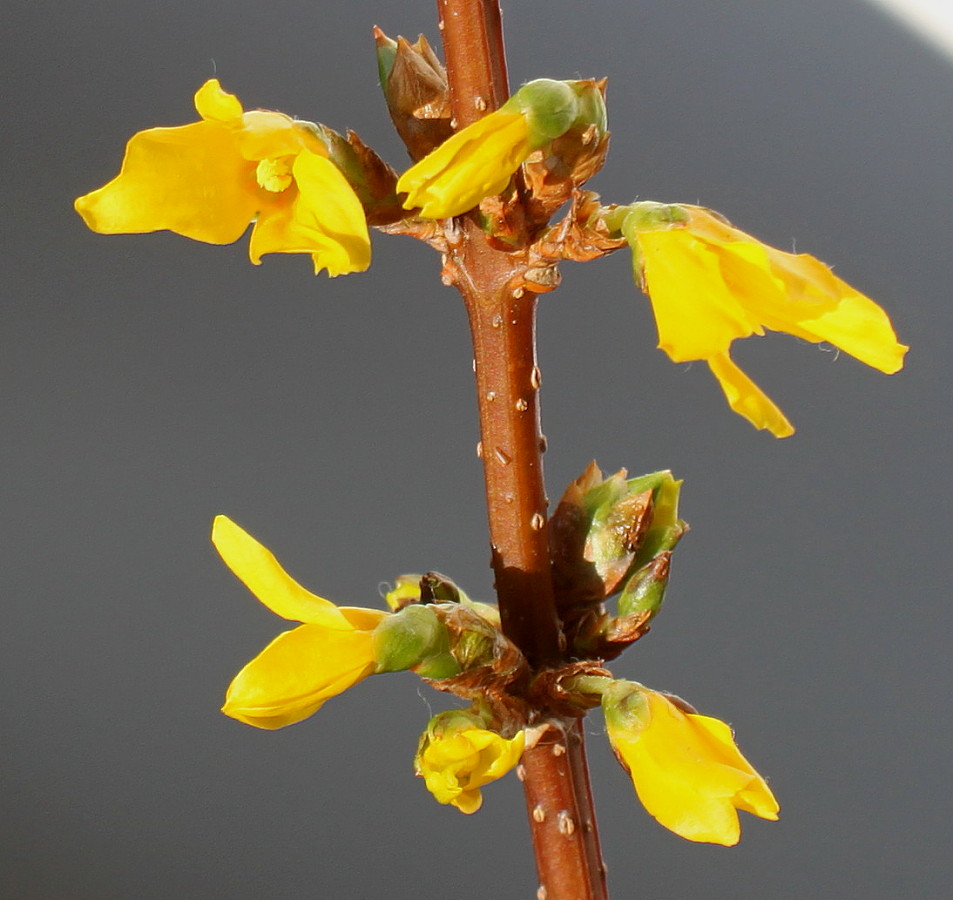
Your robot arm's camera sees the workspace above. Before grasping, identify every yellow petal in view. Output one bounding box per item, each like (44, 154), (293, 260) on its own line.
(624, 735), (746, 845)
(338, 607), (389, 630)
(396, 111), (532, 218)
(760, 248), (908, 373)
(194, 79), (243, 123)
(234, 111), (317, 161)
(707, 353), (795, 438)
(638, 228), (760, 361)
(685, 714), (779, 821)
(222, 623), (376, 729)
(451, 790), (484, 815)
(211, 515), (354, 628)
(686, 206), (907, 373)
(608, 690), (778, 845)
(248, 150), (371, 276)
(75, 121), (258, 243)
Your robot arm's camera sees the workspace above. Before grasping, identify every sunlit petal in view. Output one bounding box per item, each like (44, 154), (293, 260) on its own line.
(637, 227), (759, 361)
(211, 515), (354, 628)
(249, 151), (371, 275)
(605, 685), (778, 846)
(74, 121), (257, 243)
(222, 624), (376, 729)
(707, 353), (794, 438)
(194, 78), (243, 123)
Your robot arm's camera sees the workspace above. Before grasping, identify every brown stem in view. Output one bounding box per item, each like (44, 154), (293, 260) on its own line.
(436, 3), (608, 897)
(461, 252), (561, 666)
(520, 719), (608, 900)
(438, 0), (509, 126)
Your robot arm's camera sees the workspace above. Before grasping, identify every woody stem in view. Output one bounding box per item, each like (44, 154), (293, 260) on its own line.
(437, 2), (608, 897)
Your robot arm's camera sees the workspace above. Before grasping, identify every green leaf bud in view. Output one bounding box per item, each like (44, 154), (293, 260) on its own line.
(631, 473), (687, 571)
(617, 553), (670, 621)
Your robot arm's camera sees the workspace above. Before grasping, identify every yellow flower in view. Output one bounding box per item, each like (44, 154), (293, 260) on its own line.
(397, 108), (533, 218)
(620, 203), (908, 437)
(397, 78), (601, 219)
(75, 79), (370, 276)
(212, 515), (387, 729)
(415, 710), (525, 814)
(603, 683), (779, 846)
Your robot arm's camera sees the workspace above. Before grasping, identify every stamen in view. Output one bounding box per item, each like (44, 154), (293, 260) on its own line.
(255, 157), (294, 192)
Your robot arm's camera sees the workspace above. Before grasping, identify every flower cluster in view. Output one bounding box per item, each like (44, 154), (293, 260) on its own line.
(78, 52), (906, 850)
(212, 516), (524, 810)
(211, 499), (775, 845)
(75, 73), (905, 433)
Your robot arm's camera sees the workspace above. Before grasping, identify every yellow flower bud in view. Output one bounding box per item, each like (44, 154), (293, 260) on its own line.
(615, 202), (908, 437)
(415, 710), (525, 814)
(603, 682), (779, 846)
(75, 79), (371, 276)
(396, 78), (606, 219)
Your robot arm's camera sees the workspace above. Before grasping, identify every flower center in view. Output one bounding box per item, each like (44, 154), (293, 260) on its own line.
(255, 157), (294, 192)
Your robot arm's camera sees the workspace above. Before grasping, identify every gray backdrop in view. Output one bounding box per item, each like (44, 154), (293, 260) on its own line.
(2, 1), (950, 898)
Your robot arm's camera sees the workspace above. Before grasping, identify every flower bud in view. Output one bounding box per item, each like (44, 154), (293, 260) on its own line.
(372, 604), (459, 678)
(383, 573), (424, 611)
(414, 709), (525, 814)
(396, 78), (608, 219)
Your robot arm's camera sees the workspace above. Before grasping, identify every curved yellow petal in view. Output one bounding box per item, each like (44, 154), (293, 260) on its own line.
(397, 111), (532, 218)
(222, 623), (376, 729)
(234, 111), (317, 161)
(194, 79), (243, 123)
(759, 248), (908, 373)
(689, 715), (779, 820)
(74, 121), (257, 243)
(685, 205), (907, 373)
(707, 353), (795, 438)
(338, 607), (389, 630)
(624, 734), (746, 845)
(248, 151), (370, 276)
(638, 228), (760, 362)
(607, 689), (778, 846)
(211, 515), (354, 628)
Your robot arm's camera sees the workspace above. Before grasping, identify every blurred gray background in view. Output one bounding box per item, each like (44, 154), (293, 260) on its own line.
(2, 1), (949, 898)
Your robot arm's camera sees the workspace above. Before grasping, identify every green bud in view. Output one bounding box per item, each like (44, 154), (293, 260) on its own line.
(448, 610), (499, 671)
(631, 473), (687, 571)
(617, 553), (670, 621)
(375, 30), (399, 87)
(507, 79), (579, 142)
(373, 605), (459, 677)
(586, 468), (684, 595)
(600, 679), (650, 728)
(568, 79), (608, 136)
(552, 463), (685, 607)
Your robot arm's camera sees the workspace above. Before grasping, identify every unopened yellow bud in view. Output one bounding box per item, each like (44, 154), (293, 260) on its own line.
(415, 710), (525, 814)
